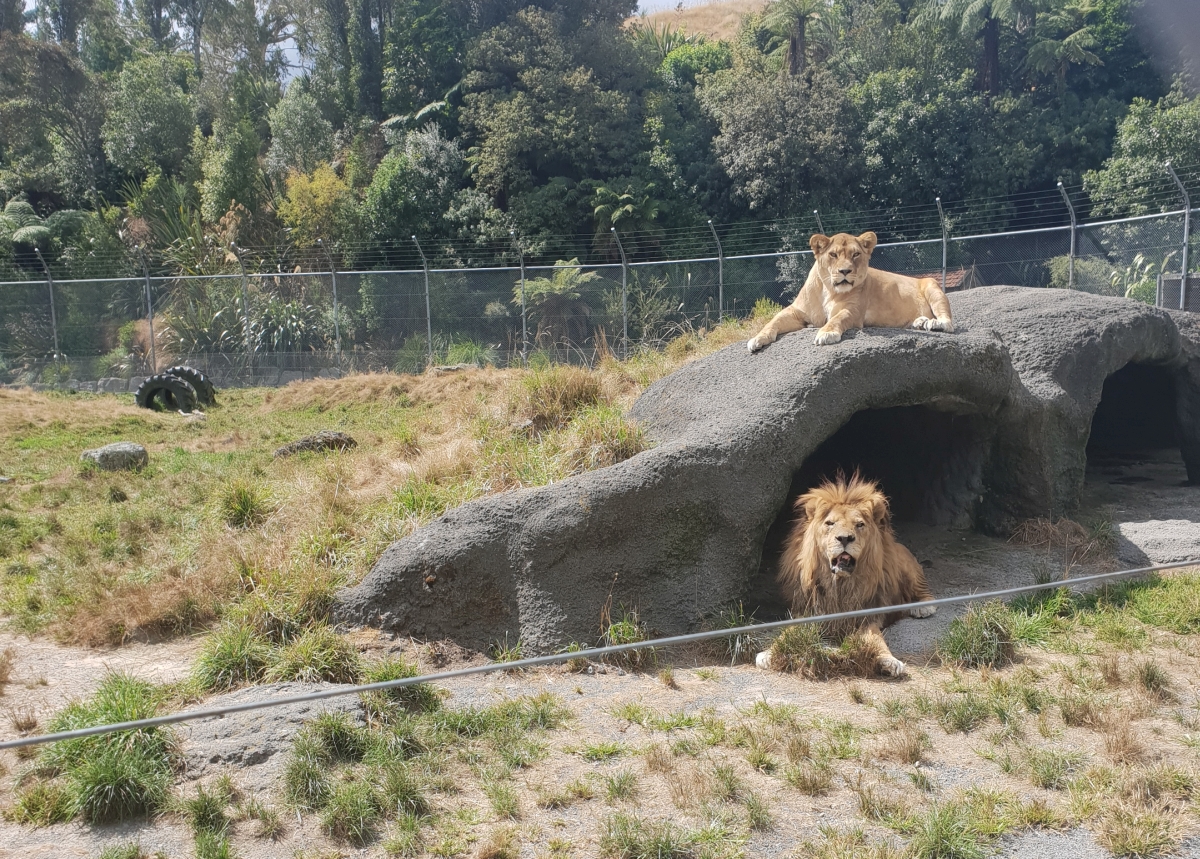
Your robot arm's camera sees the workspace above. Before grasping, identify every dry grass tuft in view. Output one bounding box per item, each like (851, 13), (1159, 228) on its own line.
(1010, 517), (1113, 564)
(8, 705), (38, 733)
(260, 372), (415, 412)
(1101, 713), (1145, 764)
(767, 625), (879, 679)
(0, 646), (14, 689)
(874, 726), (931, 765)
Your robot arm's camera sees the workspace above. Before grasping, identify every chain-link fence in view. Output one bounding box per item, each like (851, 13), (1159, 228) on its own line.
(2, 210), (1196, 389)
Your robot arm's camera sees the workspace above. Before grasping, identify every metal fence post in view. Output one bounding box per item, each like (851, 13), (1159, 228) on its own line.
(229, 243), (253, 380)
(1166, 161), (1191, 310)
(1058, 182), (1077, 290)
(33, 247), (60, 366)
(318, 240), (341, 371)
(708, 219), (724, 321)
(611, 227), (629, 358)
(137, 246), (156, 372)
(813, 209), (825, 236)
(935, 197), (947, 293)
(412, 235), (433, 368)
(511, 230), (527, 363)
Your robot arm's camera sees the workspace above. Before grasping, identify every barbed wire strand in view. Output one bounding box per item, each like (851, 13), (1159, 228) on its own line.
(1, 559), (1196, 752)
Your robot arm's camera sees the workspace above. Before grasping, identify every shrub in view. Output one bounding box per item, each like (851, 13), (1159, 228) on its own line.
(566, 404), (647, 470)
(266, 623), (363, 683)
(937, 601), (1016, 669)
(192, 622), (272, 691)
(283, 733), (333, 809)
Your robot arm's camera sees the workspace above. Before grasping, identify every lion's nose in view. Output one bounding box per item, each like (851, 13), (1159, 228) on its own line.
(838, 266), (852, 275)
(838, 534), (854, 546)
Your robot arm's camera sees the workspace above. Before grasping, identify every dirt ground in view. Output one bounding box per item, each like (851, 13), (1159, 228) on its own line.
(0, 449), (1197, 858)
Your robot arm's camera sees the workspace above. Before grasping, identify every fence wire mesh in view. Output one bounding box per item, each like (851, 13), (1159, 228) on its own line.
(1, 211), (1195, 389)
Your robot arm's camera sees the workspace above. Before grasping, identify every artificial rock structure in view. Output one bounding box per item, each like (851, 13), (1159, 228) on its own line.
(335, 287), (1200, 650)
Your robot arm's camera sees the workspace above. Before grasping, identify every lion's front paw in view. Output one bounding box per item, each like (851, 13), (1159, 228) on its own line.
(813, 328), (842, 346)
(912, 316), (931, 330)
(910, 603), (937, 619)
(924, 318), (952, 332)
(878, 656), (907, 677)
(747, 334), (770, 353)
(755, 650), (775, 670)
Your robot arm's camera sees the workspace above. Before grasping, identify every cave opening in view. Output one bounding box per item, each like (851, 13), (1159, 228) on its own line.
(1086, 362), (1184, 486)
(748, 405), (995, 616)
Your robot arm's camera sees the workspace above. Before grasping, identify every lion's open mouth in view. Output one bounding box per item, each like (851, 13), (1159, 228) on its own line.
(831, 552), (856, 574)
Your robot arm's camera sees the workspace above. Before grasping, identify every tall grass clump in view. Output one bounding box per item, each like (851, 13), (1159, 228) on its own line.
(566, 404), (647, 470)
(766, 624), (833, 677)
(937, 601), (1016, 669)
(514, 364), (604, 430)
(266, 623), (363, 683)
(192, 622), (272, 691)
(219, 480), (273, 528)
(362, 656), (442, 715)
(25, 673), (176, 824)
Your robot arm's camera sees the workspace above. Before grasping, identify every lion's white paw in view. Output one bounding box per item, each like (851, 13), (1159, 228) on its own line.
(878, 656), (907, 677)
(925, 318), (951, 332)
(755, 650), (774, 670)
(910, 603), (937, 619)
(912, 316), (931, 330)
(814, 329), (842, 346)
(747, 335), (768, 353)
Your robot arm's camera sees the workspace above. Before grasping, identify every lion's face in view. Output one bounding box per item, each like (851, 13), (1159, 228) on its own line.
(810, 232), (878, 293)
(811, 499), (881, 578)
(795, 476), (890, 582)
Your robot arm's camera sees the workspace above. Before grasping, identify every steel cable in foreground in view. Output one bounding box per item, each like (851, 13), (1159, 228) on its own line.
(2, 559), (1197, 752)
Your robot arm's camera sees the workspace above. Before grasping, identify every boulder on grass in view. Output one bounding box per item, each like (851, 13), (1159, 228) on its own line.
(80, 441), (149, 471)
(274, 430), (358, 458)
(334, 287), (1200, 653)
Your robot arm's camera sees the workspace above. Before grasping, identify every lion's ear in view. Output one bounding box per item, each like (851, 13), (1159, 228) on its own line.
(869, 491), (891, 530)
(810, 234), (831, 255)
(797, 492), (824, 524)
(857, 231), (878, 254)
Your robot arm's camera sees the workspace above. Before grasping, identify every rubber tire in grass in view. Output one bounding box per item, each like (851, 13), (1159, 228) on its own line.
(134, 373), (198, 412)
(161, 365), (216, 405)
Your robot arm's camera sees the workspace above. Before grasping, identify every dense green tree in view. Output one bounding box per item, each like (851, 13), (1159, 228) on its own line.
(763, 0), (838, 77)
(460, 5), (649, 201)
(197, 117), (262, 222)
(102, 55), (195, 178)
(699, 64), (853, 219)
(0, 0), (29, 34)
(362, 124), (465, 257)
(1084, 88), (1200, 215)
(925, 0), (1036, 95)
(0, 34), (105, 207)
(266, 85), (336, 177)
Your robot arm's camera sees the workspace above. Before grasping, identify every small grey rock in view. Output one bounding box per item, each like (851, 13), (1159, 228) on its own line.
(98, 377), (127, 394)
(274, 430), (358, 458)
(182, 682), (362, 792)
(80, 441), (149, 471)
(0, 476), (12, 484)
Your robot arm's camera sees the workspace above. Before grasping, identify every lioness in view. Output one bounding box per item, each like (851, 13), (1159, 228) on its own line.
(747, 231), (954, 350)
(756, 475), (936, 677)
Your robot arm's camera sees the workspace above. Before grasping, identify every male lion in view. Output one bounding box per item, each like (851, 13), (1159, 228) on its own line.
(756, 475), (936, 677)
(747, 231), (954, 350)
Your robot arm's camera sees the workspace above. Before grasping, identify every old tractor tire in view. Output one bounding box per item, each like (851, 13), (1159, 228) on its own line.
(135, 373), (199, 413)
(162, 365), (216, 405)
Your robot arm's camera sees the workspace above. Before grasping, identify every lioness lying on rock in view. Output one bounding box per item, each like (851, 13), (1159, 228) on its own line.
(756, 475), (937, 677)
(748, 231), (954, 350)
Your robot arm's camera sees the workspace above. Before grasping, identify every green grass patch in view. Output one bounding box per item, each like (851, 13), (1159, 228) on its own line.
(22, 673), (176, 824)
